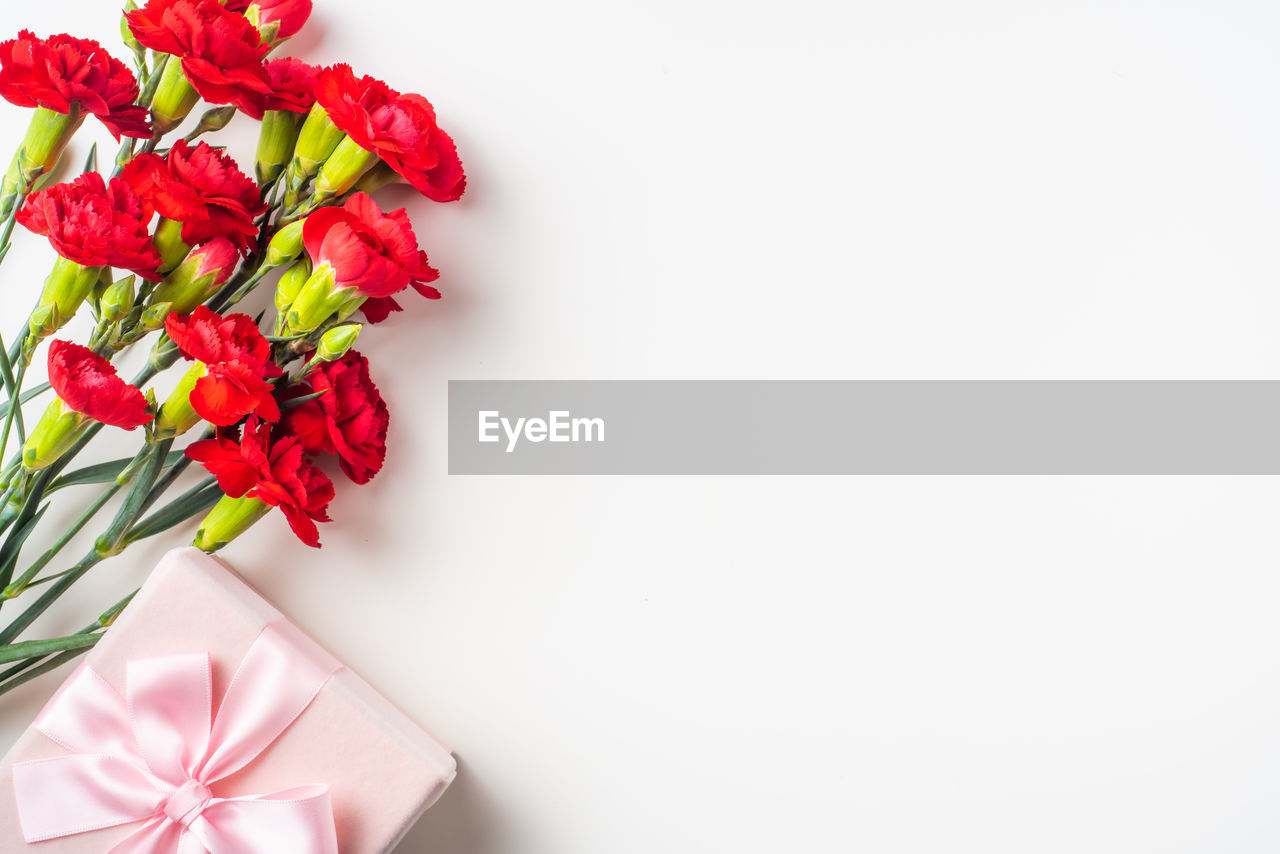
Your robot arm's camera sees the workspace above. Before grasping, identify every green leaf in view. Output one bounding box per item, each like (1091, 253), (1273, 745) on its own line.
(50, 448), (186, 493)
(0, 646), (94, 696)
(280, 390), (326, 410)
(0, 503), (48, 592)
(83, 142), (98, 175)
(127, 481), (222, 543)
(0, 631), (101, 664)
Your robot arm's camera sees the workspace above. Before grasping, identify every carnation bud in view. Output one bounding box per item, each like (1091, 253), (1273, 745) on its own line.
(1, 106), (86, 212)
(150, 57), (201, 135)
(293, 104), (346, 177)
(148, 331), (181, 373)
(29, 257), (103, 343)
(314, 136), (380, 201)
(140, 301), (174, 332)
(274, 258), (311, 334)
(255, 110), (303, 186)
(314, 324), (362, 363)
(152, 362), (206, 440)
(265, 219), (306, 268)
(190, 106), (238, 138)
(120, 1), (146, 66)
(335, 294), (366, 324)
(275, 258), (311, 308)
(22, 398), (87, 471)
(98, 275), (137, 324)
(153, 217), (192, 273)
(150, 236), (238, 316)
(252, 18), (282, 48)
(284, 262), (361, 335)
(194, 494), (271, 552)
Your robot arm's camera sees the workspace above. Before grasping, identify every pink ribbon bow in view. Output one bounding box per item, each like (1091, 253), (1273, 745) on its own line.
(12, 620), (342, 853)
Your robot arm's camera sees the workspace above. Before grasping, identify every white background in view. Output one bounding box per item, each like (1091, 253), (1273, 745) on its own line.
(2, 1), (1280, 851)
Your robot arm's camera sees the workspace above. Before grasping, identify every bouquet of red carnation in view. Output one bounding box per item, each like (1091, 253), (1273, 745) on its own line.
(0, 1), (465, 699)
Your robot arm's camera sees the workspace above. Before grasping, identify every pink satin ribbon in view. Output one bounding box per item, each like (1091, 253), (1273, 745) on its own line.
(12, 620), (342, 853)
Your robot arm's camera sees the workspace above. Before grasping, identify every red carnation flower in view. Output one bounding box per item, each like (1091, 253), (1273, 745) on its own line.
(123, 140), (266, 254)
(357, 296), (401, 324)
(187, 416), (333, 547)
(303, 192), (440, 300)
(17, 171), (162, 280)
(48, 340), (150, 429)
(225, 0), (313, 41)
(315, 64), (466, 203)
(165, 306), (283, 426)
(284, 352), (388, 484)
(0, 30), (151, 140)
(263, 57), (319, 113)
(126, 0), (272, 118)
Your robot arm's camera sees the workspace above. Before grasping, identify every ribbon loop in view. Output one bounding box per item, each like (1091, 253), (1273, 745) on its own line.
(12, 620), (342, 854)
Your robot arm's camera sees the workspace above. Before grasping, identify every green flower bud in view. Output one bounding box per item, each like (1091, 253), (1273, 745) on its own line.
(314, 323), (361, 362)
(150, 57), (200, 135)
(255, 20), (282, 47)
(265, 219), (306, 268)
(275, 257), (311, 310)
(141, 301), (174, 331)
(147, 330), (181, 372)
(22, 398), (87, 471)
(314, 136), (379, 200)
(1, 105), (85, 211)
(121, 1), (145, 66)
(335, 293), (367, 324)
(153, 362), (205, 440)
(153, 217), (191, 273)
(293, 104), (345, 177)
(99, 275), (137, 323)
(194, 494), (271, 552)
(255, 109), (303, 186)
(150, 236), (237, 315)
(273, 258), (311, 334)
(29, 256), (102, 342)
(190, 105), (237, 138)
(284, 262), (358, 335)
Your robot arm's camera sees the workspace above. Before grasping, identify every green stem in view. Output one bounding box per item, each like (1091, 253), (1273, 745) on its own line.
(0, 382), (49, 421)
(209, 259), (272, 312)
(4, 480), (122, 599)
(0, 551), (99, 645)
(0, 632), (101, 664)
(0, 646), (93, 696)
(0, 589), (135, 694)
(137, 53), (169, 111)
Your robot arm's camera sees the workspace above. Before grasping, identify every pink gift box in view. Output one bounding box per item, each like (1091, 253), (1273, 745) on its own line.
(0, 547), (456, 853)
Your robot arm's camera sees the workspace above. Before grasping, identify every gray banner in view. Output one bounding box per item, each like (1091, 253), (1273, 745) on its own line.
(447, 380), (1280, 474)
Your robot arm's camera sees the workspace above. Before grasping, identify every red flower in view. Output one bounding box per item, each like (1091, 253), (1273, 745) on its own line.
(225, 0), (313, 40)
(303, 192), (440, 299)
(263, 57), (319, 113)
(284, 352), (388, 484)
(0, 30), (151, 140)
(123, 140), (266, 254)
(187, 416), (333, 547)
(315, 64), (466, 203)
(48, 340), (150, 429)
(165, 306), (283, 426)
(126, 0), (272, 118)
(17, 171), (162, 280)
(357, 296), (401, 324)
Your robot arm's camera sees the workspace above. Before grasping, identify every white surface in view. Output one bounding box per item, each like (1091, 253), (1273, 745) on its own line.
(2, 1), (1280, 852)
